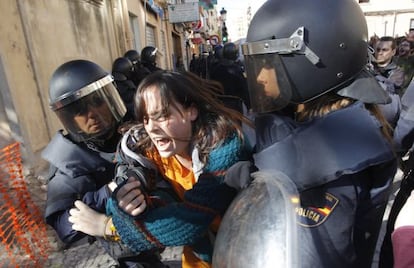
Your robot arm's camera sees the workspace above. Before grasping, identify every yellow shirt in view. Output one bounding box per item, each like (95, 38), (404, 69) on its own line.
(150, 153), (212, 268)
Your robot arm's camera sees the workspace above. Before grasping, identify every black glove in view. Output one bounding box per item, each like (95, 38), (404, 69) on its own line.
(224, 161), (257, 191)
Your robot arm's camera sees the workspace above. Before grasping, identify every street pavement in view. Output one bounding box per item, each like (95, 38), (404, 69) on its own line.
(45, 239), (183, 267)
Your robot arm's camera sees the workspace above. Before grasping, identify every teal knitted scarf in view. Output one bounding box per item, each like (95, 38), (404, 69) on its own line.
(106, 134), (252, 262)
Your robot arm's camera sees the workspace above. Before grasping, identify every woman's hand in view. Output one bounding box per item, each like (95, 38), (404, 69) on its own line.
(116, 177), (147, 216)
(69, 200), (108, 237)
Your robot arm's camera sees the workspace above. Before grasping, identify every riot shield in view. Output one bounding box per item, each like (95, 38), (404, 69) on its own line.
(213, 170), (301, 268)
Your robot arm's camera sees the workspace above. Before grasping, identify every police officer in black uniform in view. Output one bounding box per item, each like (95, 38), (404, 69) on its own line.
(42, 59), (165, 267)
(140, 46), (162, 73)
(213, 0), (397, 267)
(209, 42), (250, 110)
(124, 49), (140, 67)
(112, 57), (137, 121)
(208, 45), (223, 72)
(124, 49), (151, 87)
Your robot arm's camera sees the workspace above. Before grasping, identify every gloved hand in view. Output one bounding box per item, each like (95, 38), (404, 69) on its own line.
(114, 177), (147, 216)
(224, 161), (256, 191)
(69, 200), (108, 237)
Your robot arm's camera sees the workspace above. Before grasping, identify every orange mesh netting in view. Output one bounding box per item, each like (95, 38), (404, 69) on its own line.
(0, 142), (50, 267)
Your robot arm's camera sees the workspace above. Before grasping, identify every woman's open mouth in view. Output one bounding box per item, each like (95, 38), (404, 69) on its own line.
(154, 137), (172, 151)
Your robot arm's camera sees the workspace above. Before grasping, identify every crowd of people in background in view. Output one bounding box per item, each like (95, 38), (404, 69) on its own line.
(189, 42), (250, 113)
(365, 29), (414, 268)
(41, 0), (414, 266)
(364, 28), (414, 268)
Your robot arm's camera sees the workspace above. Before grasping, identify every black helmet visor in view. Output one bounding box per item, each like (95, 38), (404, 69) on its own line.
(244, 53), (292, 113)
(53, 76), (126, 142)
(242, 27), (320, 113)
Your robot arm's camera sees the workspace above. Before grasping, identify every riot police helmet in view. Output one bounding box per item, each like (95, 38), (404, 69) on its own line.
(124, 50), (140, 65)
(49, 59), (126, 142)
(242, 0), (390, 113)
(112, 57), (134, 81)
(223, 42), (239, 61)
(214, 45), (224, 59)
(141, 46), (158, 65)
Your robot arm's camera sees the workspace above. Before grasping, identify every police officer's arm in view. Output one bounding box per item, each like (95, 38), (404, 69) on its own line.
(389, 68), (405, 90)
(69, 179), (147, 237)
(47, 210), (85, 244)
(45, 172), (112, 244)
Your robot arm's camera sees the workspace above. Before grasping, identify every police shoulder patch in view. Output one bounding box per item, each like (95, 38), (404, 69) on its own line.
(295, 192), (339, 227)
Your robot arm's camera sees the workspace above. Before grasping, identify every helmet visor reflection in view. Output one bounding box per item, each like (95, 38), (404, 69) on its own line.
(244, 54), (293, 113)
(55, 84), (126, 142)
(64, 92), (105, 115)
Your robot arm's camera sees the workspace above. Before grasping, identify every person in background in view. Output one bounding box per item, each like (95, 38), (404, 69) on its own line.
(369, 34), (380, 50)
(189, 53), (198, 75)
(140, 46), (162, 73)
(111, 57), (136, 121)
(68, 70), (253, 268)
(175, 55), (185, 72)
(406, 28), (414, 42)
(209, 42), (251, 110)
(124, 49), (151, 87)
(213, 0), (397, 267)
(42, 59), (165, 267)
(208, 45), (223, 72)
(373, 36), (405, 96)
(198, 50), (210, 79)
(370, 36), (405, 127)
(395, 38), (414, 93)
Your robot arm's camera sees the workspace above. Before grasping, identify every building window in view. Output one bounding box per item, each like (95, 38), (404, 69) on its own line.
(146, 24), (157, 48)
(129, 13), (142, 52)
(410, 19), (414, 30)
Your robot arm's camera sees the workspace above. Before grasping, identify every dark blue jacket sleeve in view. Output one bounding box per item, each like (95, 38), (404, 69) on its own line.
(45, 178), (111, 244)
(394, 80), (414, 154)
(82, 185), (111, 212)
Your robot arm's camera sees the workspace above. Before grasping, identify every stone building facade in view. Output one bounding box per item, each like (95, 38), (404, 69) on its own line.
(0, 0), (199, 172)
